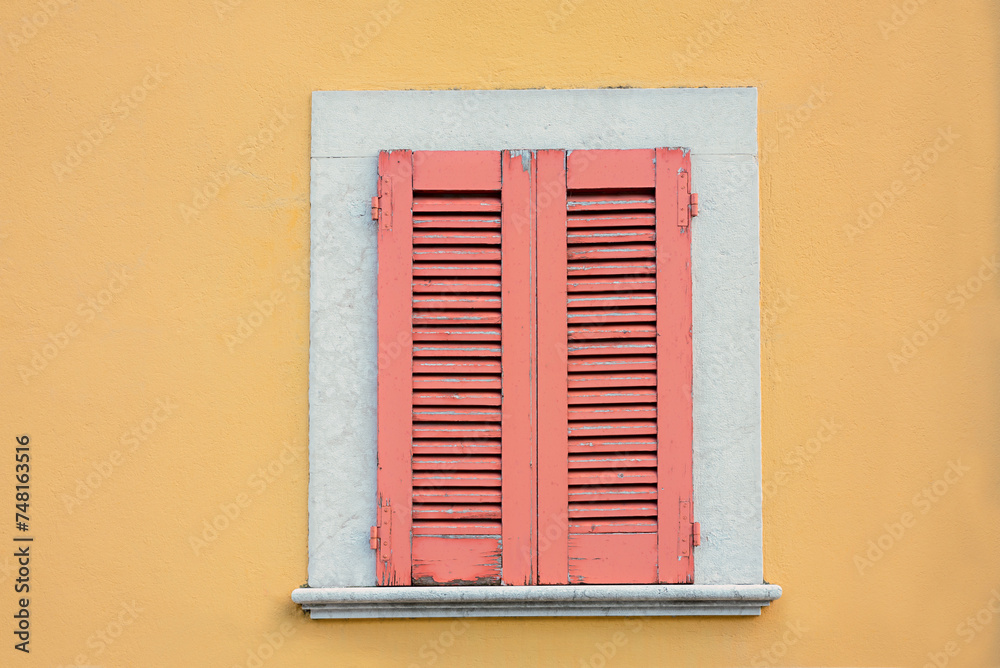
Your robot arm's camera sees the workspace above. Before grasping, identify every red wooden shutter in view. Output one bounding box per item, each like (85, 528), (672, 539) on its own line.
(537, 148), (695, 584)
(377, 148), (693, 587)
(375, 150), (536, 586)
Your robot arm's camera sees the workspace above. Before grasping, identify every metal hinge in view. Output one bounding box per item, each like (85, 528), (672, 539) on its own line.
(371, 173), (381, 222)
(371, 499), (391, 563)
(678, 170), (698, 228)
(679, 501), (701, 557)
(373, 176), (392, 230)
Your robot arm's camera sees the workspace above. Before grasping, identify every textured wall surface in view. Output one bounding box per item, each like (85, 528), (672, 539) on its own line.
(2, 1), (998, 666)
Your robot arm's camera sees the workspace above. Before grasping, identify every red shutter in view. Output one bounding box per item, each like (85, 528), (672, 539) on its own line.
(375, 150), (536, 586)
(537, 148), (695, 584)
(377, 148), (694, 587)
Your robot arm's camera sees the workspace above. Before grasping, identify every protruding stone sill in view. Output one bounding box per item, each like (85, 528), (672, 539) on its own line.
(291, 584), (781, 619)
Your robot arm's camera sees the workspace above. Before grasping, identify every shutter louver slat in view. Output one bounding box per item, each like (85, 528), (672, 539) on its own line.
(411, 523), (501, 537)
(412, 263), (501, 277)
(411, 195), (502, 212)
(412, 375), (501, 390)
(569, 453), (657, 469)
(568, 276), (657, 292)
(412, 407), (502, 422)
(413, 278), (501, 292)
(568, 405), (657, 420)
(568, 324), (657, 340)
(567, 436), (657, 453)
(412, 342), (502, 357)
(568, 342), (657, 355)
(568, 260), (656, 276)
(411, 439), (501, 455)
(412, 390), (502, 405)
(567, 212), (655, 228)
(566, 193), (655, 211)
(568, 307), (657, 323)
(569, 519), (657, 533)
(567, 372), (657, 388)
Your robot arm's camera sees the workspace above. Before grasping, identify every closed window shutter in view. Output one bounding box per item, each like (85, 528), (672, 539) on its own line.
(375, 150), (536, 586)
(537, 148), (694, 584)
(377, 148), (693, 586)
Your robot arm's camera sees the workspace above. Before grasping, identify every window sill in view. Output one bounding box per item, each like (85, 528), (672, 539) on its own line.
(291, 584), (781, 619)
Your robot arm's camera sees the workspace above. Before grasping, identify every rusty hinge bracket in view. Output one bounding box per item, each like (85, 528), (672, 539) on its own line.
(678, 170), (698, 228)
(371, 498), (392, 562)
(373, 176), (392, 231)
(372, 173), (383, 223)
(679, 502), (701, 556)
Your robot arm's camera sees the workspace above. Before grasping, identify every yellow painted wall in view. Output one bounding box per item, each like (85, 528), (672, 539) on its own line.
(2, 0), (999, 665)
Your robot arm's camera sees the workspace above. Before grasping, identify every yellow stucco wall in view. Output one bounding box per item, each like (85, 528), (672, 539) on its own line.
(3, 0), (999, 665)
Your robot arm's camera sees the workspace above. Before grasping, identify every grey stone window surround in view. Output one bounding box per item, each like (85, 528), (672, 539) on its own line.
(295, 88), (779, 618)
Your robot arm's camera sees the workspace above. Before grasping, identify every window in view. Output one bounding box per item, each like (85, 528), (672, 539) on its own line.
(373, 148), (695, 587)
(295, 89), (779, 617)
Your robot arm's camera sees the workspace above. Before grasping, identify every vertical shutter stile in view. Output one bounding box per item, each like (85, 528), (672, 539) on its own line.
(655, 147), (694, 583)
(537, 150), (569, 584)
(375, 150), (414, 586)
(500, 150), (538, 585)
